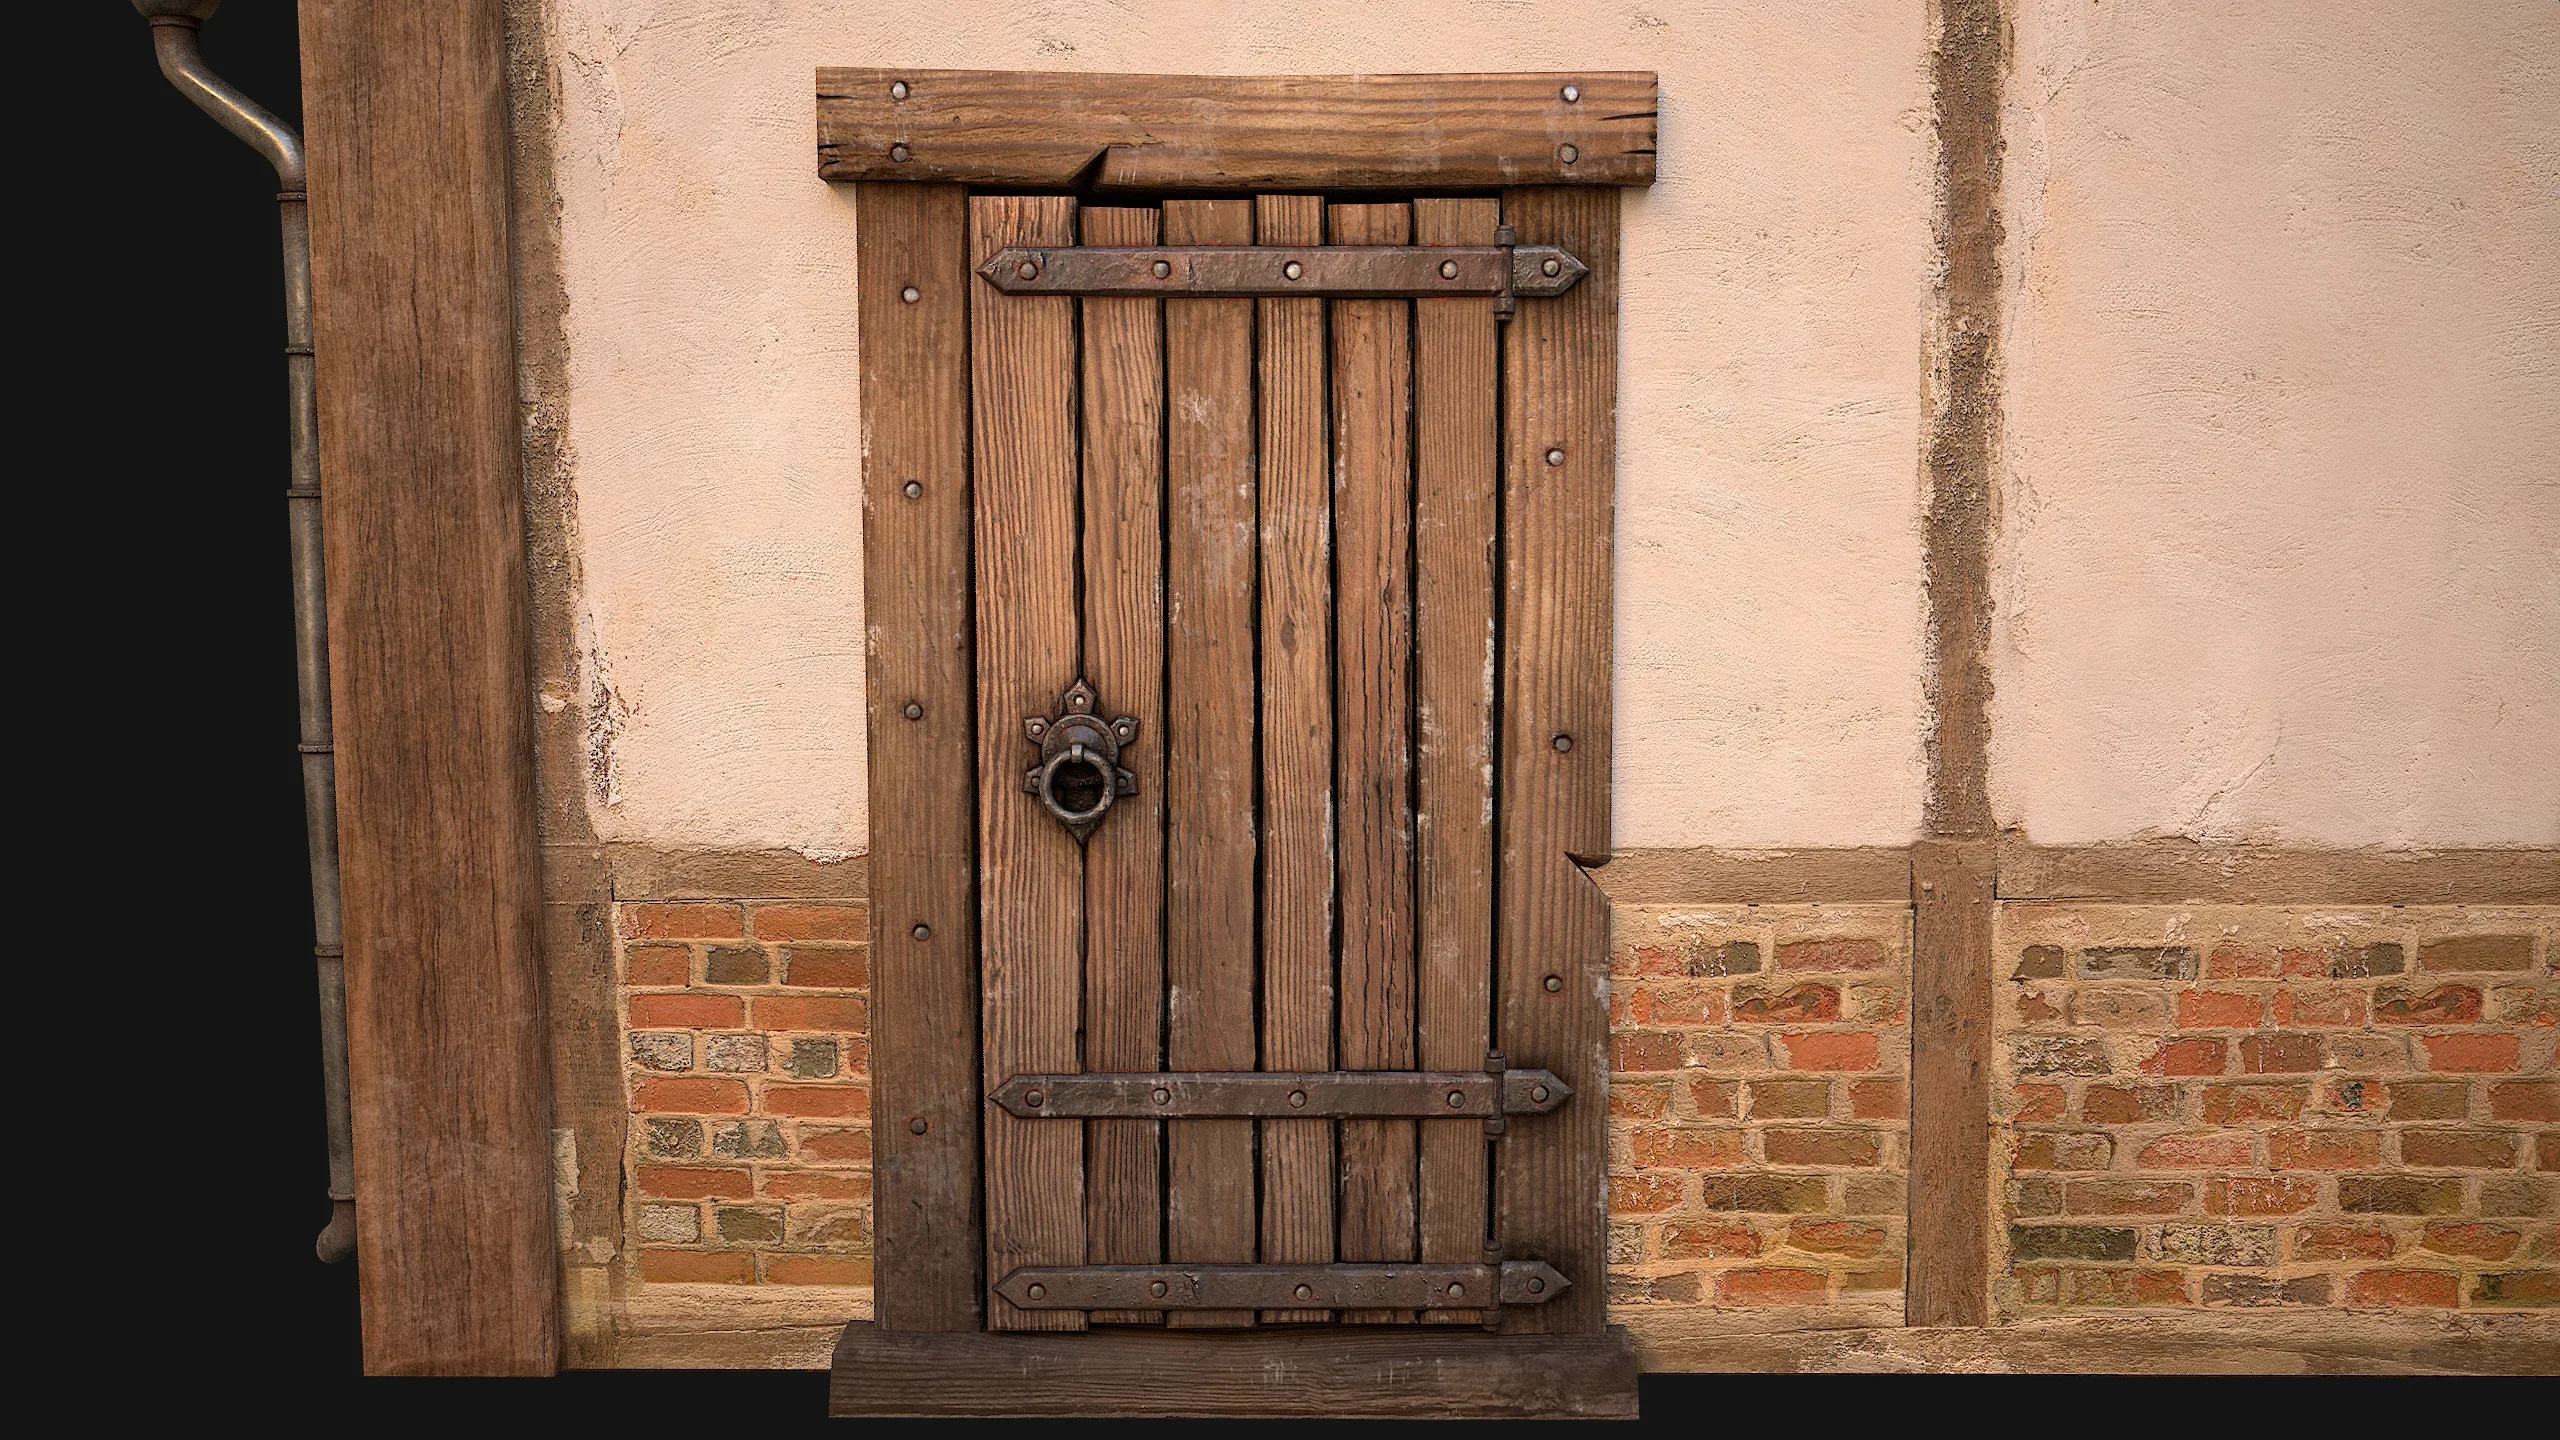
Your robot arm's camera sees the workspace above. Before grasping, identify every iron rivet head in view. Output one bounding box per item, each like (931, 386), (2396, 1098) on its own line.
(1543, 974), (1563, 993)
(902, 479), (923, 499)
(1018, 261), (1040, 280)
(1542, 257), (1563, 277)
(1152, 260), (1172, 278)
(1150, 1280), (1168, 1297)
(912, 923), (931, 941)
(1532, 1084), (1551, 1104)
(1294, 1284), (1314, 1300)
(1288, 1089), (1308, 1108)
(901, 285), (921, 304)
(903, 702), (924, 721)
(1027, 1283), (1046, 1300)
(890, 80), (909, 100)
(1557, 143), (1579, 164)
(1448, 1282), (1466, 1299)
(1552, 733), (1573, 753)
(1440, 259), (1460, 279)
(1283, 261), (1304, 280)
(890, 143), (911, 162)
(1561, 83), (1581, 103)
(909, 1116), (928, 1135)
(1025, 1089), (1043, 1108)
(1545, 447), (1565, 467)
(1153, 1087), (1171, 1105)
(1528, 1277), (1545, 1293)
(1447, 1090), (1465, 1108)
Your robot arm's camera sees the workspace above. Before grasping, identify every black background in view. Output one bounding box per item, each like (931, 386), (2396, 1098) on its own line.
(42, 2), (2456, 1426)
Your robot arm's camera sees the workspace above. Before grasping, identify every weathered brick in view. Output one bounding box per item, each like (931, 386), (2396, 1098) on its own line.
(2010, 1178), (2064, 1217)
(634, 1077), (751, 1115)
(2488, 1081), (2558, 1121)
(1788, 1220), (1891, 1258)
(2422, 1033), (2520, 1073)
(622, 903), (746, 942)
(702, 946), (771, 986)
(2344, 1269), (2460, 1308)
(2066, 1180), (2193, 1216)
(703, 1033), (769, 1073)
(1763, 1128), (1881, 1167)
(635, 1203), (701, 1243)
(1774, 938), (1889, 973)
(714, 1205), (784, 1244)
(2010, 1225), (2139, 1263)
(2013, 945), (2067, 980)
(2064, 1267), (2189, 1307)
(2322, 1077), (2387, 1116)
(2421, 1222), (2523, 1261)
(708, 1119), (789, 1160)
(2137, 1132), (2256, 1169)
(1607, 1172), (1686, 1214)
(2266, 1129), (2382, 1170)
(1732, 983), (1838, 1025)
(1608, 1223), (1648, 1266)
(2012, 1265), (2065, 1304)
(2239, 1032), (2323, 1074)
(2071, 987), (2170, 1030)
(1661, 1222), (1761, 1259)
(750, 995), (869, 1033)
(785, 1205), (871, 1247)
(2078, 947), (2199, 982)
(789, 1037), (840, 1079)
(1696, 1176), (1830, 1213)
(2389, 1079), (2474, 1120)
(1628, 980), (1724, 1026)
(642, 1117), (703, 1158)
(2156, 1224), (2276, 1266)
(1687, 940), (1764, 977)
(1612, 1030), (1684, 1074)
(2338, 1175), (2464, 1215)
(751, 904), (869, 943)
(762, 1171), (873, 1202)
(2291, 1223), (2396, 1260)
(2397, 1128), (2519, 1170)
(2087, 1084), (2181, 1123)
(1845, 1175), (1907, 1216)
(2177, 991), (2265, 1029)
(1618, 943), (1675, 977)
(1687, 1076), (1740, 1118)
(2273, 988), (2365, 1027)
(639, 1249), (754, 1284)
(1647, 1272), (1707, 1304)
(2012, 1085), (2068, 1122)
(2017, 1130), (2116, 1172)
(636, 1165), (753, 1200)
(764, 1255), (874, 1286)
(2015, 1036), (2113, 1076)
(2014, 989), (2064, 1025)
(797, 1125), (872, 1164)
(2208, 945), (2277, 980)
(2330, 943), (2405, 979)
(2372, 984), (2484, 1026)
(763, 1083), (867, 1118)
(1630, 1126), (1747, 1170)
(2141, 1037), (2227, 1077)
(630, 1032), (694, 1073)
(2205, 1176), (2321, 1216)
(1688, 1033), (1775, 1071)
(1612, 1079), (1671, 1120)
(1781, 1032), (1879, 1072)
(2200, 1082), (2305, 1124)
(2325, 1034), (2413, 1072)
(2469, 1270), (2560, 1306)
(624, 945), (693, 987)
(1841, 1263), (1904, 1293)
(2492, 983), (2560, 1027)
(2476, 1176), (2556, 1217)
(2418, 936), (2533, 972)
(1748, 1078), (1832, 1119)
(1717, 1268), (1830, 1306)
(629, 993), (745, 1031)
(782, 945), (869, 988)
(2201, 1273), (2329, 1306)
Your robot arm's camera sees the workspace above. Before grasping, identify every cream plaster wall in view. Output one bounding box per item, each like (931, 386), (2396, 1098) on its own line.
(1993, 0), (2560, 847)
(537, 0), (1936, 857)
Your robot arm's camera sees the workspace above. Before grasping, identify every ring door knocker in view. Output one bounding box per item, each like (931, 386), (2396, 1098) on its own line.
(1022, 679), (1140, 843)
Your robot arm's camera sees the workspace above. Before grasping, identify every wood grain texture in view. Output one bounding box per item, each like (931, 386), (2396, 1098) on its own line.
(831, 1322), (1642, 1417)
(1907, 838), (1993, 1328)
(818, 71), (1658, 191)
(1998, 840), (2560, 905)
(1253, 193), (1337, 1323)
(1161, 198), (1260, 1328)
(1493, 187), (1619, 1336)
(1076, 206), (1168, 1324)
(300, 0), (557, 1374)
(970, 194), (1086, 1333)
(1411, 198), (1501, 1325)
(858, 183), (983, 1333)
(1329, 202), (1418, 1322)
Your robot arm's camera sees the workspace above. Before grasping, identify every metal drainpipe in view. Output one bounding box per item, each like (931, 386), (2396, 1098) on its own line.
(137, 1), (356, 1265)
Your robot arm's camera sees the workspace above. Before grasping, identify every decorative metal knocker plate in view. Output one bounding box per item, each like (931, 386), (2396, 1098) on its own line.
(1023, 679), (1139, 843)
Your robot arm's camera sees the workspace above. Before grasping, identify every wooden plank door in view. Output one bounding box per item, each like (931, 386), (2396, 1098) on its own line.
(966, 192), (1568, 1333)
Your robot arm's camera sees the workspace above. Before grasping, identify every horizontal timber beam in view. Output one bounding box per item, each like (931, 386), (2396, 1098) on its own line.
(979, 245), (1586, 299)
(989, 1068), (1570, 1119)
(817, 69), (1657, 191)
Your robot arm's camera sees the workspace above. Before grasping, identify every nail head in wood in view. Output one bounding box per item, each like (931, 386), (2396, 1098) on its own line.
(1561, 83), (1580, 102)
(1545, 447), (1565, 466)
(909, 1116), (929, 1134)
(1543, 974), (1562, 992)
(1552, 733), (1573, 752)
(890, 143), (910, 162)
(1558, 143), (1578, 164)
(902, 479), (923, 498)
(911, 923), (930, 941)
(904, 702), (924, 720)
(891, 80), (909, 99)
(901, 286), (920, 304)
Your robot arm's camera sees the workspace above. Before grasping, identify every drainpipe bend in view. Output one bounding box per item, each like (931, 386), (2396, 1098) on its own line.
(145, 7), (304, 191)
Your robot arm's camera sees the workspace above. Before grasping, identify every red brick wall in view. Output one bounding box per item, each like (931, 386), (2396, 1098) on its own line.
(617, 900), (873, 1286)
(1994, 908), (2558, 1315)
(1606, 904), (1911, 1317)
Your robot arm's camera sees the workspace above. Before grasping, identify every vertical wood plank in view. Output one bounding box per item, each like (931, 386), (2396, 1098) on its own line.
(971, 194), (1086, 1333)
(299, 0), (557, 1374)
(1494, 186), (1619, 1335)
(1329, 201), (1418, 1322)
(1254, 193), (1336, 1323)
(1411, 197), (1501, 1325)
(1162, 198), (1260, 1328)
(1078, 205), (1168, 1324)
(858, 183), (984, 1332)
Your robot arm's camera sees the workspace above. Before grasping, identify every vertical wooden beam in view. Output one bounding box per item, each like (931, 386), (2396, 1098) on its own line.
(1908, 0), (2008, 1329)
(1411, 197), (1501, 1326)
(299, 0), (556, 1375)
(1254, 193), (1337, 1323)
(858, 182), (983, 1333)
(970, 194), (1086, 1333)
(1161, 198), (1260, 1328)
(1078, 205), (1168, 1322)
(1495, 186), (1618, 1335)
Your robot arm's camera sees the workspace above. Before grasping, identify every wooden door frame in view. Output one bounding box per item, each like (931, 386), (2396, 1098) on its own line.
(837, 71), (1654, 1384)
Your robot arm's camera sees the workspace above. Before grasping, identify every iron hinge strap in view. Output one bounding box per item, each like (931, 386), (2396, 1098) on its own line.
(978, 244), (1586, 300)
(989, 1066), (1570, 1120)
(995, 1261), (1569, 1312)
